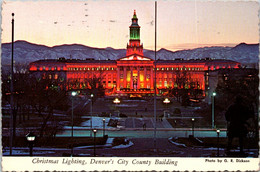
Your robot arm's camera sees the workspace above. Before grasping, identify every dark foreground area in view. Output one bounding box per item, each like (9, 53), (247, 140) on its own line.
(3, 136), (258, 157)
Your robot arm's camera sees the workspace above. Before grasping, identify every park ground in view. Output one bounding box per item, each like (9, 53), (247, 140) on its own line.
(2, 96), (259, 157)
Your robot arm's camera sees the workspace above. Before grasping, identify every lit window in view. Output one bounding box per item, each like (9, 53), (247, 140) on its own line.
(49, 75), (52, 79)
(54, 74), (58, 79)
(88, 68), (90, 70)
(106, 68), (109, 70)
(164, 81), (167, 87)
(92, 68), (94, 70)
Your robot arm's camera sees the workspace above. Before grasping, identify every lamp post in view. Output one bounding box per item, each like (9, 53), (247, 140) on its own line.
(26, 132), (36, 156)
(93, 129), (97, 156)
(216, 129), (220, 157)
(71, 91), (77, 156)
(212, 92), (216, 128)
(113, 98), (120, 116)
(9, 13), (15, 156)
(191, 118), (195, 137)
(102, 118), (106, 137)
(163, 98), (170, 117)
(90, 94), (94, 136)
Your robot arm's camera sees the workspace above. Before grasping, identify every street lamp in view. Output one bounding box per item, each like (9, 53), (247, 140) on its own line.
(26, 132), (36, 156)
(113, 98), (120, 116)
(102, 118), (106, 137)
(90, 94), (94, 136)
(163, 98), (170, 117)
(71, 91), (77, 156)
(191, 118), (195, 137)
(216, 129), (220, 157)
(212, 92), (216, 128)
(93, 129), (97, 156)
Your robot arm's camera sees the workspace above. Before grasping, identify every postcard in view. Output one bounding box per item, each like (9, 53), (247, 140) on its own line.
(1, 0), (259, 171)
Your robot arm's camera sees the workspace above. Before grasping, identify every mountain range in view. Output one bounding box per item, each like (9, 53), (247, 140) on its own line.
(1, 40), (259, 67)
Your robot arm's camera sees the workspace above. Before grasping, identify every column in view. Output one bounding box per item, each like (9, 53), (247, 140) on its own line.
(150, 67), (154, 90)
(137, 67), (140, 89)
(144, 67), (147, 88)
(106, 74), (108, 89)
(130, 67), (133, 89)
(123, 67), (127, 88)
(116, 68), (120, 91)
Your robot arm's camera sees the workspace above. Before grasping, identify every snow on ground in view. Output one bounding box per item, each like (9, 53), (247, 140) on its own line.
(202, 147), (225, 151)
(53, 113), (67, 117)
(75, 138), (133, 149)
(81, 117), (115, 128)
(112, 140), (134, 149)
(3, 149), (55, 156)
(64, 117), (120, 129)
(168, 137), (187, 148)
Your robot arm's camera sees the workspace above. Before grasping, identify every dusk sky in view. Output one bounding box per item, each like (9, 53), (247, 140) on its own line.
(1, 0), (259, 51)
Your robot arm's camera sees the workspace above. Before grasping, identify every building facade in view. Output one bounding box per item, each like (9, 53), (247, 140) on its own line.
(29, 11), (240, 97)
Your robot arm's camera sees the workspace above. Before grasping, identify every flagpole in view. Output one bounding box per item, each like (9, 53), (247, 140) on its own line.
(153, 1), (157, 151)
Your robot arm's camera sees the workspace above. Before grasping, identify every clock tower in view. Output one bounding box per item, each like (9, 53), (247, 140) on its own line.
(126, 10), (143, 56)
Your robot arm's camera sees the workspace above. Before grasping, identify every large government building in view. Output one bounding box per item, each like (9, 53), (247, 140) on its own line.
(29, 11), (240, 97)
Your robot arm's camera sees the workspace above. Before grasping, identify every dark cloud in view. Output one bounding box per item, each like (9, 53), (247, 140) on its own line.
(54, 22), (58, 24)
(109, 20), (116, 23)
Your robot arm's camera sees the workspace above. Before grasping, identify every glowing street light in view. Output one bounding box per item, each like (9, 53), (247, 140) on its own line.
(216, 129), (220, 157)
(71, 91), (77, 156)
(113, 98), (120, 116)
(90, 94), (94, 136)
(212, 92), (216, 128)
(163, 98), (170, 117)
(191, 118), (195, 137)
(26, 132), (36, 156)
(93, 129), (97, 156)
(103, 118), (106, 137)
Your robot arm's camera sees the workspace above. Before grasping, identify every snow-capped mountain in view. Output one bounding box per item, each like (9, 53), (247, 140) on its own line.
(1, 40), (259, 67)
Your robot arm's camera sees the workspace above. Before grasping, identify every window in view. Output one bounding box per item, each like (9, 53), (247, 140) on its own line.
(120, 74), (124, 79)
(54, 74), (58, 79)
